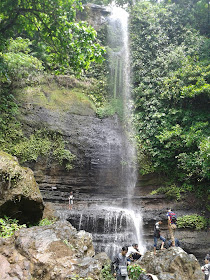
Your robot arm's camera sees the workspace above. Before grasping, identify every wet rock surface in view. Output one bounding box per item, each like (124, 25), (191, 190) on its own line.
(0, 220), (107, 280)
(0, 151), (44, 224)
(138, 247), (203, 280)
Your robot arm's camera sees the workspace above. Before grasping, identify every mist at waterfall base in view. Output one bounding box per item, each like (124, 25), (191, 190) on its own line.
(56, 6), (147, 259)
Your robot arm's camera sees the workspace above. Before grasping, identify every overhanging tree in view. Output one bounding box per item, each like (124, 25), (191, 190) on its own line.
(0, 0), (105, 74)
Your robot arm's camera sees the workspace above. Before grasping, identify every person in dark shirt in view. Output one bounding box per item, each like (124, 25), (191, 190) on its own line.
(111, 246), (128, 280)
(154, 221), (165, 255)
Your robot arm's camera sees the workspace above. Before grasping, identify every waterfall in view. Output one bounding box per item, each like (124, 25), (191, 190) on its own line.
(55, 4), (146, 259)
(107, 5), (146, 252)
(107, 5), (137, 200)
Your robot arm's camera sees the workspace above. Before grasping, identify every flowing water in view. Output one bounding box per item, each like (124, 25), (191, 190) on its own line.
(56, 5), (146, 258)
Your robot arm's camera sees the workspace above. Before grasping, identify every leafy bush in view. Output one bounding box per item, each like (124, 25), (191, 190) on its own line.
(177, 214), (209, 230)
(1, 37), (43, 83)
(1, 124), (76, 170)
(38, 218), (57, 226)
(0, 216), (26, 238)
(128, 264), (146, 280)
(150, 184), (194, 201)
(100, 263), (115, 280)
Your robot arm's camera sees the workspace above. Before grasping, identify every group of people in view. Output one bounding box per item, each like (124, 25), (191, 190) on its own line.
(153, 208), (178, 254)
(66, 195), (209, 279)
(111, 244), (157, 280)
(111, 208), (178, 280)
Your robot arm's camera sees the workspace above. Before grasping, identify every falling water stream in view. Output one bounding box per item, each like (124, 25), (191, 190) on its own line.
(107, 5), (145, 252)
(56, 5), (146, 258)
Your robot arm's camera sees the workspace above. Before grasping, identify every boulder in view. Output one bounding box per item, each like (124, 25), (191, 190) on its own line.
(0, 220), (107, 279)
(138, 247), (203, 280)
(0, 151), (44, 224)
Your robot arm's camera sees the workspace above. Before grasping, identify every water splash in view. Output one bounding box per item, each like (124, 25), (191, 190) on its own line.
(107, 4), (146, 252)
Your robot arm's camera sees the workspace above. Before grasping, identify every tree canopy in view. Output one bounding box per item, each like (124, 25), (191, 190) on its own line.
(0, 0), (105, 75)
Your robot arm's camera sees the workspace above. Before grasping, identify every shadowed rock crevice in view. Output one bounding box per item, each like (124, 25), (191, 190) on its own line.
(0, 197), (43, 224)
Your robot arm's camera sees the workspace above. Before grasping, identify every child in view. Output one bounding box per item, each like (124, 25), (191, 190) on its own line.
(68, 191), (74, 210)
(201, 257), (210, 280)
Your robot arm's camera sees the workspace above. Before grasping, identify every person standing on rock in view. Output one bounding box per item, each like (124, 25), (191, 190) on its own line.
(153, 220), (165, 255)
(68, 191), (74, 210)
(167, 208), (177, 247)
(111, 246), (129, 280)
(201, 257), (210, 280)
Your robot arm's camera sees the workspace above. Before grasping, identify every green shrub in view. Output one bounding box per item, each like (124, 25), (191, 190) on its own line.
(100, 263), (115, 280)
(128, 264), (146, 280)
(1, 127), (76, 170)
(38, 218), (57, 226)
(0, 216), (26, 238)
(150, 184), (194, 201)
(177, 214), (209, 230)
(2, 37), (43, 83)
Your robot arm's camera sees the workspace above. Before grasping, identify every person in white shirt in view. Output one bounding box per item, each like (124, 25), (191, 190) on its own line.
(201, 257), (210, 280)
(126, 243), (142, 262)
(68, 191), (74, 210)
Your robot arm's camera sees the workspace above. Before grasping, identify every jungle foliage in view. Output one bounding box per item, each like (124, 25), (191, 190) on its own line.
(177, 214), (209, 230)
(129, 1), (210, 200)
(0, 0), (105, 76)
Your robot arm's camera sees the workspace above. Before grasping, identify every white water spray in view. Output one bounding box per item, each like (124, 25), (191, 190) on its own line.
(107, 5), (146, 254)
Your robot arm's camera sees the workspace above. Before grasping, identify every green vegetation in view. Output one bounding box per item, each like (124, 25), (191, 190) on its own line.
(177, 214), (209, 230)
(0, 217), (26, 238)
(38, 218), (57, 226)
(0, 0), (105, 75)
(0, 0), (106, 168)
(97, 98), (124, 119)
(0, 0), (209, 210)
(151, 185), (186, 201)
(130, 1), (210, 205)
(100, 263), (115, 280)
(100, 263), (146, 280)
(127, 264), (146, 280)
(0, 107), (76, 169)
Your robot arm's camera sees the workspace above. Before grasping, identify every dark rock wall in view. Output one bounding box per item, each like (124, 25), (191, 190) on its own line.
(23, 105), (129, 201)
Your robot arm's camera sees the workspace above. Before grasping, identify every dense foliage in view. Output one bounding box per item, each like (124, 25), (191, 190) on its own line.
(130, 1), (210, 202)
(177, 214), (209, 230)
(0, 0), (105, 75)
